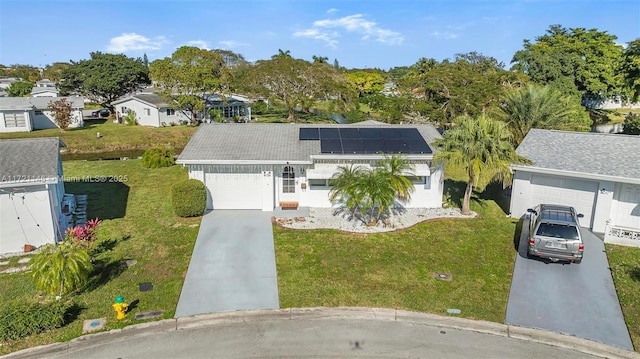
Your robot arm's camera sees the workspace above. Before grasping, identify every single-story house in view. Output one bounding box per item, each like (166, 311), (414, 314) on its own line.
(0, 96), (84, 133)
(0, 138), (72, 254)
(31, 79), (59, 97)
(176, 121), (444, 211)
(111, 93), (191, 127)
(112, 93), (252, 127)
(510, 129), (640, 247)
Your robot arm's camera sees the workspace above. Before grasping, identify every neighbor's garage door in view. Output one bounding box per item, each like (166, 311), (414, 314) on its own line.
(531, 174), (598, 228)
(205, 173), (264, 210)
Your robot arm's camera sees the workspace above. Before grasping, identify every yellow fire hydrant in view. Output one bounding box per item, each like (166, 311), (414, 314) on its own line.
(112, 295), (128, 320)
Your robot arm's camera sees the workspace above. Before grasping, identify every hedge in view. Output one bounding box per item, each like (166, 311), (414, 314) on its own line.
(171, 179), (207, 217)
(141, 146), (175, 168)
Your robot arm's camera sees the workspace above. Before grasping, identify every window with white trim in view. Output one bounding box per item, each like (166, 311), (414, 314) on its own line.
(4, 113), (26, 127)
(167, 108), (175, 115)
(283, 166), (295, 193)
(308, 179), (328, 188)
(144, 108), (150, 116)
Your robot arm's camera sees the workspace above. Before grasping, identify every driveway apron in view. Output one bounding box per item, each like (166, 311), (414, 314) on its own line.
(505, 219), (633, 350)
(175, 210), (279, 317)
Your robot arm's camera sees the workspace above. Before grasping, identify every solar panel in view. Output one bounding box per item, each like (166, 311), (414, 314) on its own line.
(359, 128), (381, 139)
(339, 128), (360, 139)
(319, 128), (340, 139)
(363, 139), (384, 153)
(405, 139), (432, 153)
(299, 128), (319, 140)
(398, 128), (423, 140)
(381, 128), (402, 140)
(385, 139), (406, 153)
(341, 139), (365, 153)
(320, 139), (343, 153)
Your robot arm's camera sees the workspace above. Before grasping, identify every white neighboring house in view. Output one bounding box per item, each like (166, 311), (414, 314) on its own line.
(0, 96), (84, 133)
(31, 79), (59, 97)
(0, 138), (72, 254)
(509, 129), (640, 247)
(111, 94), (190, 127)
(176, 121), (444, 211)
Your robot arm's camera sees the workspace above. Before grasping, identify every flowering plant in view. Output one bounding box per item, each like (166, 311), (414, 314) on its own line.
(65, 218), (101, 248)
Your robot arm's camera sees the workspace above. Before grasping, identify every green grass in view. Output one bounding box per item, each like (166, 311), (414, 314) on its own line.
(606, 244), (640, 349)
(0, 160), (199, 355)
(0, 121), (197, 157)
(274, 195), (518, 323)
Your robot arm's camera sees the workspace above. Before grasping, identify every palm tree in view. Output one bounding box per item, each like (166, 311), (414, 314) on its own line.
(329, 164), (366, 217)
(377, 155), (416, 202)
(312, 55), (329, 64)
(272, 49), (292, 59)
(30, 241), (92, 297)
(495, 84), (590, 145)
(357, 169), (396, 223)
(434, 114), (530, 215)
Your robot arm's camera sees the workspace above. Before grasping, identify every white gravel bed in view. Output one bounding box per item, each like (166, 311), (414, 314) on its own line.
(278, 207), (477, 233)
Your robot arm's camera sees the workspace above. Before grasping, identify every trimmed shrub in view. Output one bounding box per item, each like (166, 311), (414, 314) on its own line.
(171, 179), (207, 217)
(0, 300), (72, 341)
(623, 113), (640, 135)
(142, 146), (175, 168)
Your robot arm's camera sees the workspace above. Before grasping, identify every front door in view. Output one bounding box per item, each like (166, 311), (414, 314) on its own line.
(279, 166), (299, 206)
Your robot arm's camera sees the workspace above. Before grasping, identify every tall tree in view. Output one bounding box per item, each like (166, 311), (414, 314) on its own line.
(212, 49), (247, 68)
(143, 53), (149, 67)
(346, 70), (385, 97)
(58, 52), (150, 111)
(3, 64), (40, 82)
(6, 80), (33, 97)
(150, 46), (227, 124)
(245, 57), (355, 121)
(433, 114), (530, 215)
(511, 25), (624, 103)
(272, 49), (292, 59)
(48, 98), (74, 131)
(312, 55), (329, 64)
(495, 84), (591, 145)
(42, 62), (70, 82)
(30, 241), (92, 297)
(620, 38), (640, 102)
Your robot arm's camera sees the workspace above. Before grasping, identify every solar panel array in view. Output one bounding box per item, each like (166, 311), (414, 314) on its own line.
(299, 127), (432, 154)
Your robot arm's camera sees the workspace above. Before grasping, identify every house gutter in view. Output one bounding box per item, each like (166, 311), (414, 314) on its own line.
(175, 159), (313, 165)
(511, 165), (640, 185)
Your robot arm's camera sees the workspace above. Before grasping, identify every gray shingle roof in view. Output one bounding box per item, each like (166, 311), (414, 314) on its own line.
(112, 93), (169, 108)
(516, 129), (640, 180)
(0, 137), (64, 184)
(177, 122), (442, 164)
(0, 96), (84, 110)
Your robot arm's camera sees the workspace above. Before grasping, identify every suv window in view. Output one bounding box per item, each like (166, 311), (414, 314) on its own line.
(535, 223), (579, 240)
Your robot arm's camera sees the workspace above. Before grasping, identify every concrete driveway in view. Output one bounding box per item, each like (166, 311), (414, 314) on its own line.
(174, 210), (279, 317)
(506, 218), (633, 350)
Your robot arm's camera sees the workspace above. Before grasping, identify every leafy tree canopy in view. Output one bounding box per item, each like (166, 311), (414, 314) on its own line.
(511, 25), (624, 103)
(2, 64), (40, 82)
(58, 52), (150, 111)
(42, 62), (71, 82)
(243, 57), (356, 121)
(150, 46), (227, 123)
(346, 70), (385, 97)
(6, 80), (33, 97)
(620, 38), (640, 102)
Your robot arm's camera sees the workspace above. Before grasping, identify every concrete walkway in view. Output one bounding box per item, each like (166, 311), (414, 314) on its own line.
(174, 210), (279, 317)
(506, 219), (633, 350)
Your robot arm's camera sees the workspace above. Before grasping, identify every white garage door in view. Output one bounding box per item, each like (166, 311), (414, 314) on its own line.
(205, 173), (264, 210)
(531, 175), (598, 228)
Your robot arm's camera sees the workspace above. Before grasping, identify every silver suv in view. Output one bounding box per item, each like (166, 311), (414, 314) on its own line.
(527, 204), (584, 264)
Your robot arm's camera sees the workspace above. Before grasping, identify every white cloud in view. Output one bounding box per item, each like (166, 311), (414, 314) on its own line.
(186, 40), (210, 50)
(430, 31), (458, 40)
(293, 14), (404, 47)
(218, 40), (250, 49)
(327, 8), (338, 14)
(107, 33), (168, 52)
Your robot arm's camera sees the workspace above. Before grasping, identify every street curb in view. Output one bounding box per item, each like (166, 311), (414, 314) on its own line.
(2, 307), (638, 359)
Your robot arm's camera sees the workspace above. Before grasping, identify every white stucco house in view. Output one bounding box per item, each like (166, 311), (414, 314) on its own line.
(0, 138), (73, 254)
(111, 93), (191, 127)
(112, 93), (253, 127)
(176, 121), (444, 211)
(31, 79), (59, 97)
(0, 96), (84, 133)
(509, 129), (640, 247)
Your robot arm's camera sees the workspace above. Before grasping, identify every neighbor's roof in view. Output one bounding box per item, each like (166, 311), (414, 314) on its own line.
(31, 87), (59, 94)
(0, 137), (65, 185)
(177, 122), (442, 164)
(0, 96), (83, 110)
(515, 129), (640, 181)
(112, 93), (170, 108)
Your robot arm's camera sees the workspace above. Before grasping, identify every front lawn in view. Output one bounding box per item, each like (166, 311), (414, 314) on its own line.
(606, 244), (640, 349)
(275, 197), (518, 323)
(0, 159), (198, 355)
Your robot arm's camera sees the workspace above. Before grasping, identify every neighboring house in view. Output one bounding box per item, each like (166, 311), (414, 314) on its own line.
(111, 94), (191, 127)
(0, 138), (72, 254)
(0, 96), (84, 133)
(0, 77), (18, 90)
(509, 129), (640, 247)
(176, 121), (444, 211)
(31, 79), (58, 97)
(112, 93), (252, 127)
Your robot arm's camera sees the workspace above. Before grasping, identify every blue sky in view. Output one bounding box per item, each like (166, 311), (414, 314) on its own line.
(1, 0), (638, 70)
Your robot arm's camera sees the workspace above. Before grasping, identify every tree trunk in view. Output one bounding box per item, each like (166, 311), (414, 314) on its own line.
(287, 108), (295, 122)
(462, 177), (473, 215)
